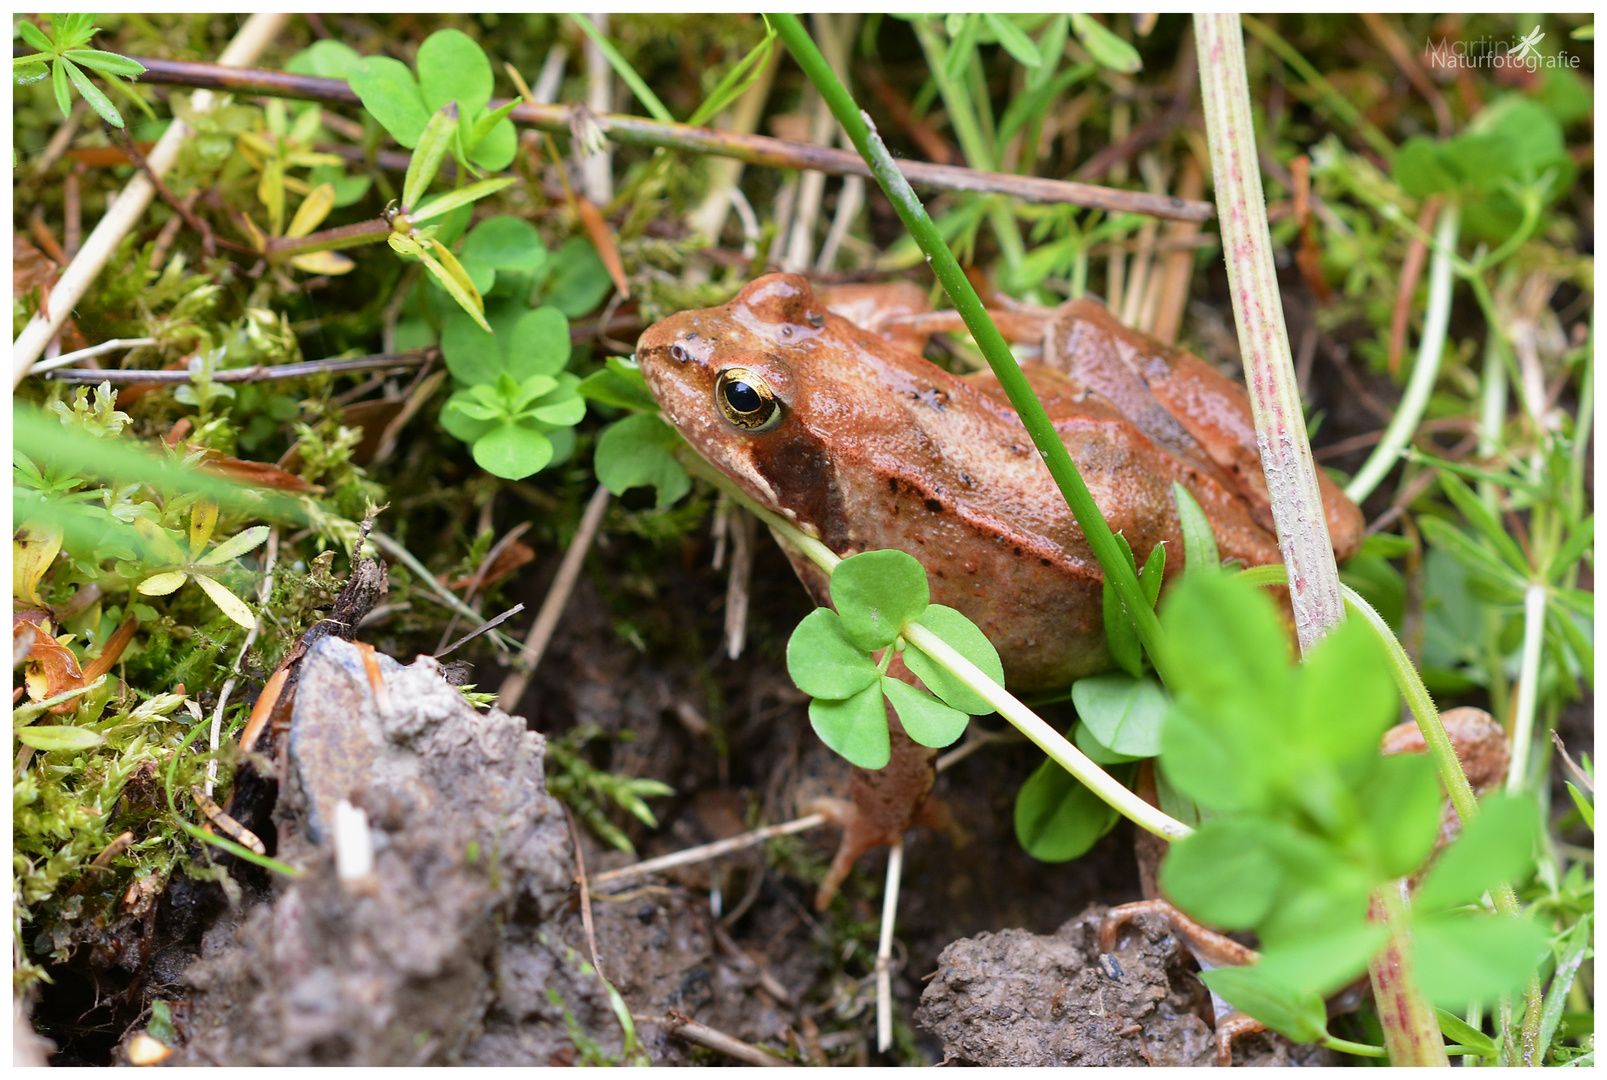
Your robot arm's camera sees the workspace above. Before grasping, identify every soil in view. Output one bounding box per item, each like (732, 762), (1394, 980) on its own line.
(29, 420), (1581, 1066)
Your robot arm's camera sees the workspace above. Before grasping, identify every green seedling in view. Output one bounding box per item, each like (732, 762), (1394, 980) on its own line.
(13, 13), (146, 129)
(1155, 570), (1549, 1041)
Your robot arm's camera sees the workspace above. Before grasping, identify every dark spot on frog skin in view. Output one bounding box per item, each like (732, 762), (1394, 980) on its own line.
(808, 312), (825, 329)
(924, 499), (942, 513)
(888, 477), (899, 494)
(912, 387), (949, 410)
(750, 437), (849, 552)
(1040, 557), (1053, 567)
(960, 472), (975, 487)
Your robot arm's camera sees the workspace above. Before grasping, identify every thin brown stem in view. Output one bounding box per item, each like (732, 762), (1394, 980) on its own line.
(128, 56), (1215, 222)
(108, 127), (223, 258)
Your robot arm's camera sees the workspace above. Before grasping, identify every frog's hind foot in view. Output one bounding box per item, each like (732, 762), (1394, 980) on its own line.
(1101, 899), (1265, 1066)
(804, 795), (953, 911)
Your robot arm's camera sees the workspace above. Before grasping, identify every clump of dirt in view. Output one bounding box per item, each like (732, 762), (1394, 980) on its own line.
(170, 638), (620, 1066)
(915, 904), (1335, 1067)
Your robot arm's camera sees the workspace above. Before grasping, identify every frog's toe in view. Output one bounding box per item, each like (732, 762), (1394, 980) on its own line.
(806, 799), (904, 911)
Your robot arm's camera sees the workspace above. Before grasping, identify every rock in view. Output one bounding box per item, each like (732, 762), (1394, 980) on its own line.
(175, 639), (613, 1065)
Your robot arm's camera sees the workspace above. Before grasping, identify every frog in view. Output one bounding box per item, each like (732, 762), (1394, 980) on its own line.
(635, 272), (1366, 909)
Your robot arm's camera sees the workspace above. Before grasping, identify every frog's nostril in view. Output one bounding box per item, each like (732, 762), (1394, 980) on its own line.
(670, 344), (688, 363)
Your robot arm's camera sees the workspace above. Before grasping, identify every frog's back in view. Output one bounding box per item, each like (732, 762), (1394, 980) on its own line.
(637, 274), (1351, 692)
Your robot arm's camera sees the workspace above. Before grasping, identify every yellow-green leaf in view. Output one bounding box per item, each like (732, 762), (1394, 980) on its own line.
(191, 574), (257, 629)
(286, 182), (336, 239)
(14, 523), (63, 607)
(189, 499), (219, 558)
(137, 571), (189, 597)
(16, 725), (107, 751)
(289, 251), (356, 275)
(133, 518), (187, 563)
(258, 161), (286, 237)
(419, 238), (489, 331)
(199, 525), (271, 566)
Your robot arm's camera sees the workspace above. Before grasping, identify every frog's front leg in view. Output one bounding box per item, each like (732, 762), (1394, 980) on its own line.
(806, 652), (949, 911)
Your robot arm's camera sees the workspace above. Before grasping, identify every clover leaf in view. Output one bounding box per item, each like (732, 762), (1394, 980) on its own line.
(438, 306), (583, 479)
(784, 550), (1006, 768)
(347, 28), (517, 172)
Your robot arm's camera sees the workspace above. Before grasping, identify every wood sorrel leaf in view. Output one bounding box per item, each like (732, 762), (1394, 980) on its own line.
(594, 414), (688, 507)
(880, 676), (968, 749)
(578, 357), (658, 414)
(348, 56), (429, 146)
(507, 306), (571, 379)
(1071, 671), (1167, 758)
(1074, 721), (1142, 765)
(809, 684), (890, 770)
(1014, 753), (1121, 862)
(1158, 571), (1291, 761)
(1254, 922), (1390, 998)
(903, 604), (1004, 715)
(1293, 615), (1397, 763)
(830, 550), (928, 652)
(1354, 753), (1442, 880)
(463, 215), (548, 272)
(786, 608), (879, 700)
(470, 422), (552, 480)
(416, 28), (493, 116)
(441, 312), (502, 386)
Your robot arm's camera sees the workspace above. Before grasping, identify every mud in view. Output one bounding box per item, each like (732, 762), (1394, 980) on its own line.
(916, 904), (1335, 1067)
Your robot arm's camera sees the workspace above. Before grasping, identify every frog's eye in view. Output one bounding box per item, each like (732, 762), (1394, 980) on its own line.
(715, 367), (780, 431)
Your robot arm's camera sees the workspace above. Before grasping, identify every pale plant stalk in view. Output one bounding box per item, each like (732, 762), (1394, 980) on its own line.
(1194, 14), (1345, 653)
(11, 12), (289, 385)
(681, 453), (1192, 843)
(1506, 583), (1550, 794)
(1196, 15), (1446, 1067)
(875, 839), (903, 1053)
(1347, 204), (1462, 503)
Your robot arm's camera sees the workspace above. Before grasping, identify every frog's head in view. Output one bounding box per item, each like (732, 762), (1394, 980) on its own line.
(636, 274), (849, 539)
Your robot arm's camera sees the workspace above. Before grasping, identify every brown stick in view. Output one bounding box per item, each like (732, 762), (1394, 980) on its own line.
(109, 127), (224, 257)
(496, 484), (612, 711)
(662, 1011), (791, 1067)
(1387, 198), (1441, 377)
(127, 57), (1214, 222)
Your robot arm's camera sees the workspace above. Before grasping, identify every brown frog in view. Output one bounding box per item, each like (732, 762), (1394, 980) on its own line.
(636, 273), (1364, 906)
